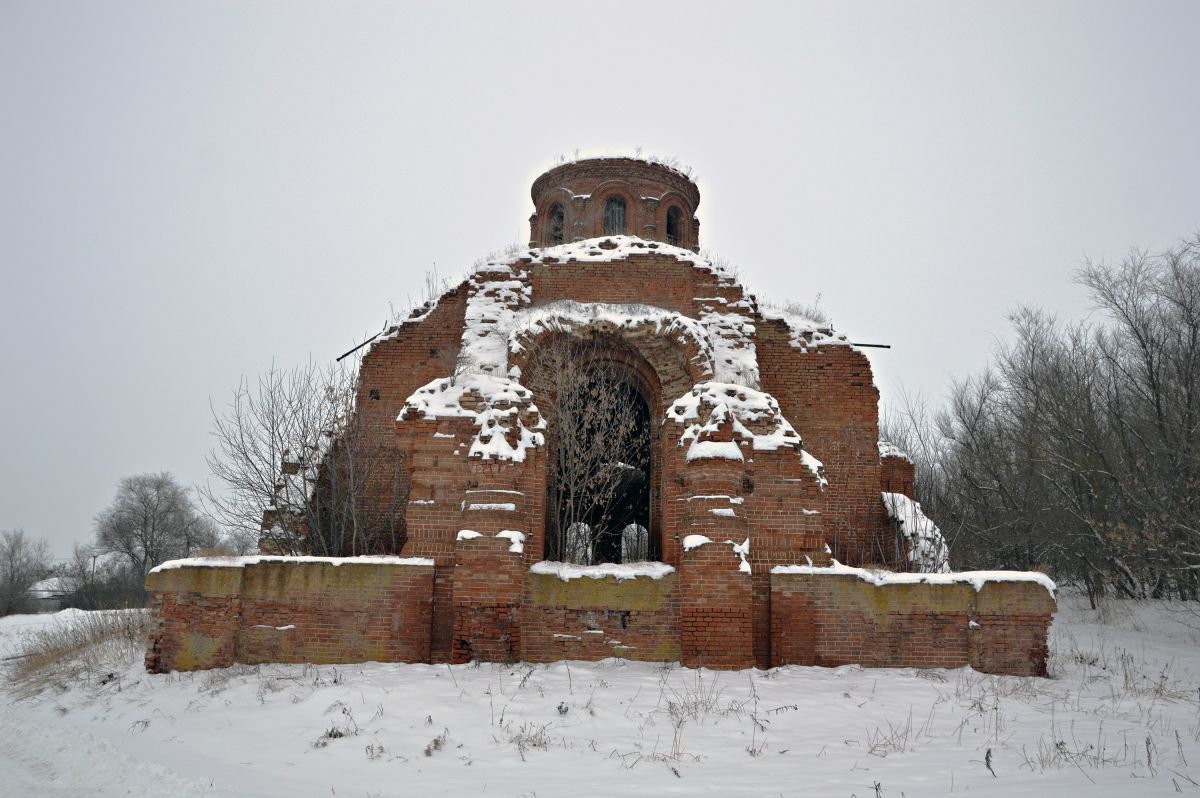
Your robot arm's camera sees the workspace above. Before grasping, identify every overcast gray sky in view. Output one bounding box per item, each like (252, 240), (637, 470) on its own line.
(3, 1), (1199, 559)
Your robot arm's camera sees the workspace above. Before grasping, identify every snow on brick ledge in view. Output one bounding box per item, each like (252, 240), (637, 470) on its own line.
(509, 300), (715, 382)
(668, 382), (827, 484)
(770, 560), (1057, 597)
(457, 529), (525, 554)
(757, 304), (854, 352)
(398, 373), (546, 462)
(682, 535), (752, 573)
(529, 561), (675, 582)
(148, 555), (435, 575)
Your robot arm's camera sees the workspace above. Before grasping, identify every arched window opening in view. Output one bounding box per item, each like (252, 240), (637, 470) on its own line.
(548, 204), (565, 245)
(621, 524), (649, 562)
(531, 336), (653, 564)
(666, 206), (683, 246)
(603, 196), (626, 236)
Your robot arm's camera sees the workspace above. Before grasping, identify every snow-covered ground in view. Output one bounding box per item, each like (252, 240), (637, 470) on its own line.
(2, 594), (1198, 797)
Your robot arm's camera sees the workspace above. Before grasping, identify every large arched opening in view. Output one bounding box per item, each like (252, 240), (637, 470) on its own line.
(523, 333), (660, 564)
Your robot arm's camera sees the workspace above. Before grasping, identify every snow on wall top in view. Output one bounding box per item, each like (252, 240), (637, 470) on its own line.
(667, 382), (826, 484)
(758, 305), (853, 352)
(770, 559), (1057, 597)
(148, 555), (436, 575)
(878, 440), (912, 461)
(477, 236), (735, 281)
(695, 294), (760, 388)
(529, 560), (676, 582)
(460, 265), (533, 378)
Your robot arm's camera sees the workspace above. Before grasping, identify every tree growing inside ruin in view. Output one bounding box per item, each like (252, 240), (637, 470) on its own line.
(527, 334), (651, 564)
(201, 360), (405, 556)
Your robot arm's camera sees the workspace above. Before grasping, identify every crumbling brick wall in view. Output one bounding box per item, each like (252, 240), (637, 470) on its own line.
(756, 320), (889, 566)
(521, 570), (682, 663)
(881, 454), (915, 498)
(197, 157), (1056, 677)
(769, 571), (1055, 676)
(145, 558), (434, 673)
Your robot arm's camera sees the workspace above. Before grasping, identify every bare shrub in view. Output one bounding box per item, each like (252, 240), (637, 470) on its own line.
(4, 609), (149, 697)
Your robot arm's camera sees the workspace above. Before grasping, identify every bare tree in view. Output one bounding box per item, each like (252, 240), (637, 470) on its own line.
(95, 472), (218, 578)
(890, 234), (1200, 602)
(201, 360), (405, 556)
(58, 543), (146, 610)
(527, 334), (651, 564)
(0, 529), (52, 616)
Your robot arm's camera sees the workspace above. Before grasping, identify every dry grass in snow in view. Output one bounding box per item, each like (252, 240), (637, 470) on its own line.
(1, 593), (1199, 797)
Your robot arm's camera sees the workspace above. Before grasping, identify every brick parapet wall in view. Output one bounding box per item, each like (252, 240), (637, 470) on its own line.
(144, 567), (243, 672)
(144, 559), (434, 673)
(146, 558), (1056, 678)
(769, 572), (1055, 676)
(521, 570), (681, 663)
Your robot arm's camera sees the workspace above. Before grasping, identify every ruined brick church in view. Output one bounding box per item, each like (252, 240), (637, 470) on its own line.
(145, 158), (1055, 676)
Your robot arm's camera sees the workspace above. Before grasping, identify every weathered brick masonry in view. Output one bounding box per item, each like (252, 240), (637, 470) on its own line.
(145, 557), (434, 672)
(147, 156), (1055, 675)
(770, 570), (1056, 676)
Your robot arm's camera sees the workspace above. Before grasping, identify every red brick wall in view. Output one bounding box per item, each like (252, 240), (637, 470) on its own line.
(881, 455), (915, 498)
(529, 158), (700, 249)
(397, 410), (546, 662)
(344, 286), (469, 554)
(146, 558), (1056, 677)
(756, 320), (889, 566)
(679, 540), (755, 670)
(144, 559), (435, 673)
(452, 536), (524, 663)
(521, 571), (682, 663)
(144, 569), (241, 672)
(770, 571), (1055, 676)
